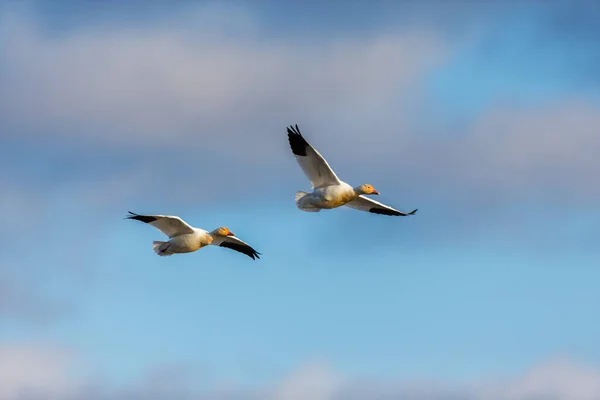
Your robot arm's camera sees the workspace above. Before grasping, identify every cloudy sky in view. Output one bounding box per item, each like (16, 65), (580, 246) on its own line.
(1, 1), (600, 399)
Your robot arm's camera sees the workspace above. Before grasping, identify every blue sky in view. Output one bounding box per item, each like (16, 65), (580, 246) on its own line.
(1, 1), (600, 399)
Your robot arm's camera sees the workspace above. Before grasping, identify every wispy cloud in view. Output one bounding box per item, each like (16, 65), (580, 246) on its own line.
(0, 6), (445, 152)
(0, 4), (451, 213)
(417, 99), (600, 203)
(1, 345), (599, 400)
(2, 4), (599, 209)
(0, 344), (75, 400)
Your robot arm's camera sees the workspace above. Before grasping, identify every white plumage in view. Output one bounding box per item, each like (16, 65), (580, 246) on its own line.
(287, 124), (417, 216)
(126, 212), (260, 260)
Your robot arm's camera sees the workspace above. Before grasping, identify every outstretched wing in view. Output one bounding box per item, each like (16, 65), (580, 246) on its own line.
(345, 196), (418, 217)
(125, 211), (195, 238)
(211, 235), (261, 260)
(287, 124), (342, 189)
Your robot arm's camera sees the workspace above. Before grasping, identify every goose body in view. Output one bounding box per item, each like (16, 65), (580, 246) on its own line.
(297, 182), (357, 210)
(126, 212), (260, 260)
(287, 124), (417, 216)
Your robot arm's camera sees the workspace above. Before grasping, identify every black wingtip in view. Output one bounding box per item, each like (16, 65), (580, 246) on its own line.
(248, 249), (261, 260)
(125, 211), (157, 223)
(287, 124), (309, 157)
(369, 208), (403, 216)
(219, 241), (261, 260)
(368, 207), (418, 217)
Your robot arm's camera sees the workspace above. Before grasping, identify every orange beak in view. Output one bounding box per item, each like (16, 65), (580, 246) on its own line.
(227, 231), (235, 236)
(372, 189), (380, 195)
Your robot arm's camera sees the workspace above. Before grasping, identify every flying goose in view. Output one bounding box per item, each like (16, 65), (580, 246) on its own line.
(126, 212), (260, 260)
(287, 125), (417, 216)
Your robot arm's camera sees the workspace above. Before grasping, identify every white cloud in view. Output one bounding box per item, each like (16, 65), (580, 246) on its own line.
(371, 99), (600, 204)
(1, 346), (599, 400)
(265, 358), (600, 400)
(0, 344), (76, 400)
(2, 5), (598, 205)
(0, 5), (448, 214)
(275, 363), (344, 400)
(0, 6), (446, 160)
(4, 12), (598, 197)
(479, 358), (600, 400)
(453, 101), (600, 201)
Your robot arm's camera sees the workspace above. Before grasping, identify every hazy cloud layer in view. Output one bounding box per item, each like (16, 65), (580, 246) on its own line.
(0, 8), (445, 152)
(0, 5), (445, 210)
(0, 344), (74, 400)
(418, 100), (600, 203)
(1, 6), (598, 208)
(1, 345), (600, 400)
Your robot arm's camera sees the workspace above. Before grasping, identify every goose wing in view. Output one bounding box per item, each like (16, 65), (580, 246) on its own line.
(125, 211), (195, 238)
(345, 196), (418, 217)
(287, 124), (342, 189)
(211, 235), (261, 260)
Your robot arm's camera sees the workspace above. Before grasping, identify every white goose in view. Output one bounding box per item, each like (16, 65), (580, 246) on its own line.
(287, 125), (418, 216)
(126, 212), (260, 260)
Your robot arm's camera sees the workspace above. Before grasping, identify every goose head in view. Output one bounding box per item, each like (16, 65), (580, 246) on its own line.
(355, 184), (380, 195)
(213, 227), (235, 237)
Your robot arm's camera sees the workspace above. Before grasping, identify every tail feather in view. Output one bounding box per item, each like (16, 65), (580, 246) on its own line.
(295, 191), (320, 212)
(295, 191), (308, 202)
(153, 241), (173, 257)
(299, 207), (321, 212)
